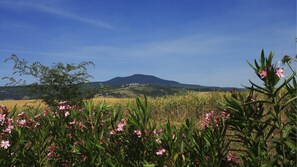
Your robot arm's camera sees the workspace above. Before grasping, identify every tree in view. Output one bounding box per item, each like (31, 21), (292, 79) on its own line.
(3, 54), (95, 106)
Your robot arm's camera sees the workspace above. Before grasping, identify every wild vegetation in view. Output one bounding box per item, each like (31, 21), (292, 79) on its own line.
(0, 51), (296, 166)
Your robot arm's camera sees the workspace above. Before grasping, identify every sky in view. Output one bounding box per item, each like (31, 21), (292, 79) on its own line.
(0, 0), (296, 87)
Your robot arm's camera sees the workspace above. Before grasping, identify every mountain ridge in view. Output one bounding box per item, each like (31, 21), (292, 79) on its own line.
(101, 74), (180, 86)
(93, 74), (236, 90)
(0, 74), (239, 100)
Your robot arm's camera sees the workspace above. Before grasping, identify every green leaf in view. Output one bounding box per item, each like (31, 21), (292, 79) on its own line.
(284, 141), (296, 150)
(274, 74), (294, 95)
(143, 162), (156, 167)
(260, 49), (265, 67)
(267, 51), (274, 66)
(248, 80), (269, 94)
(95, 144), (104, 150)
(8, 105), (17, 117)
(281, 96), (297, 110)
(283, 126), (293, 138)
(247, 60), (257, 71)
(181, 141), (184, 153)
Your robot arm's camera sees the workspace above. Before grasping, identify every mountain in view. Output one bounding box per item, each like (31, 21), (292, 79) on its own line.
(94, 74), (235, 90)
(101, 74), (180, 86)
(0, 74), (238, 100)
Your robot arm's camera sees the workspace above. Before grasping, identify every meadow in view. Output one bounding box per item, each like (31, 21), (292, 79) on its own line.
(0, 91), (225, 127)
(0, 53), (296, 166)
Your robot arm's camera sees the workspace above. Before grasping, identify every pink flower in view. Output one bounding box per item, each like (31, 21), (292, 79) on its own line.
(17, 112), (25, 117)
(158, 128), (163, 134)
(110, 130), (116, 135)
(172, 133), (176, 140)
(251, 94), (257, 101)
(4, 125), (14, 133)
(116, 119), (126, 132)
(156, 147), (166, 156)
(226, 153), (237, 162)
(155, 138), (162, 144)
(259, 70), (267, 79)
(69, 120), (76, 125)
(17, 119), (27, 127)
(0, 114), (5, 122)
(201, 111), (215, 129)
(34, 114), (42, 119)
(59, 101), (67, 105)
(59, 105), (66, 110)
(65, 111), (70, 117)
(7, 118), (13, 125)
(218, 111), (230, 120)
(77, 121), (87, 131)
(1, 140), (10, 149)
(153, 128), (163, 136)
(47, 150), (55, 158)
(205, 111), (214, 122)
(34, 122), (40, 128)
(276, 68), (284, 78)
(43, 110), (49, 116)
(134, 130), (142, 138)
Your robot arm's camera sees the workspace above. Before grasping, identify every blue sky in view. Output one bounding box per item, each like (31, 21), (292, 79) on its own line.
(0, 0), (295, 87)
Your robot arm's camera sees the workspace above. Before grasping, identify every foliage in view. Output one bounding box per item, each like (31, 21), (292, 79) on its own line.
(3, 54), (95, 106)
(225, 50), (296, 166)
(0, 50), (295, 166)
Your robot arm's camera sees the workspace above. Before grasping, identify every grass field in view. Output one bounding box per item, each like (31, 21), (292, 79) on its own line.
(0, 91), (227, 126)
(0, 97), (131, 110)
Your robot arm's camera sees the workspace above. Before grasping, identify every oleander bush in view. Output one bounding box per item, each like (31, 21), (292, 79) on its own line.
(0, 51), (295, 166)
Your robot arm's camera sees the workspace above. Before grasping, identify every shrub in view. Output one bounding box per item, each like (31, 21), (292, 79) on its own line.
(225, 50), (296, 166)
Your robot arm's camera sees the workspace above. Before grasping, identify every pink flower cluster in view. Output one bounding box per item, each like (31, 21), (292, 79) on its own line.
(68, 119), (87, 131)
(58, 101), (74, 119)
(259, 70), (267, 79)
(259, 67), (284, 79)
(16, 111), (42, 130)
(47, 145), (59, 158)
(152, 128), (163, 144)
(0, 140), (10, 149)
(54, 101), (78, 119)
(225, 153), (238, 164)
(134, 130), (142, 138)
(16, 112), (30, 128)
(116, 119), (126, 132)
(200, 111), (229, 129)
(109, 119), (126, 136)
(0, 105), (14, 150)
(156, 147), (166, 156)
(225, 153), (237, 163)
(0, 113), (14, 134)
(58, 101), (72, 111)
(276, 68), (284, 78)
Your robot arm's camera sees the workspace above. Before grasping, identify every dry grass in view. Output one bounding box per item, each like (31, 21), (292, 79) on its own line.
(0, 97), (132, 110)
(0, 92), (228, 126)
(92, 97), (131, 104)
(147, 91), (227, 126)
(0, 99), (46, 110)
